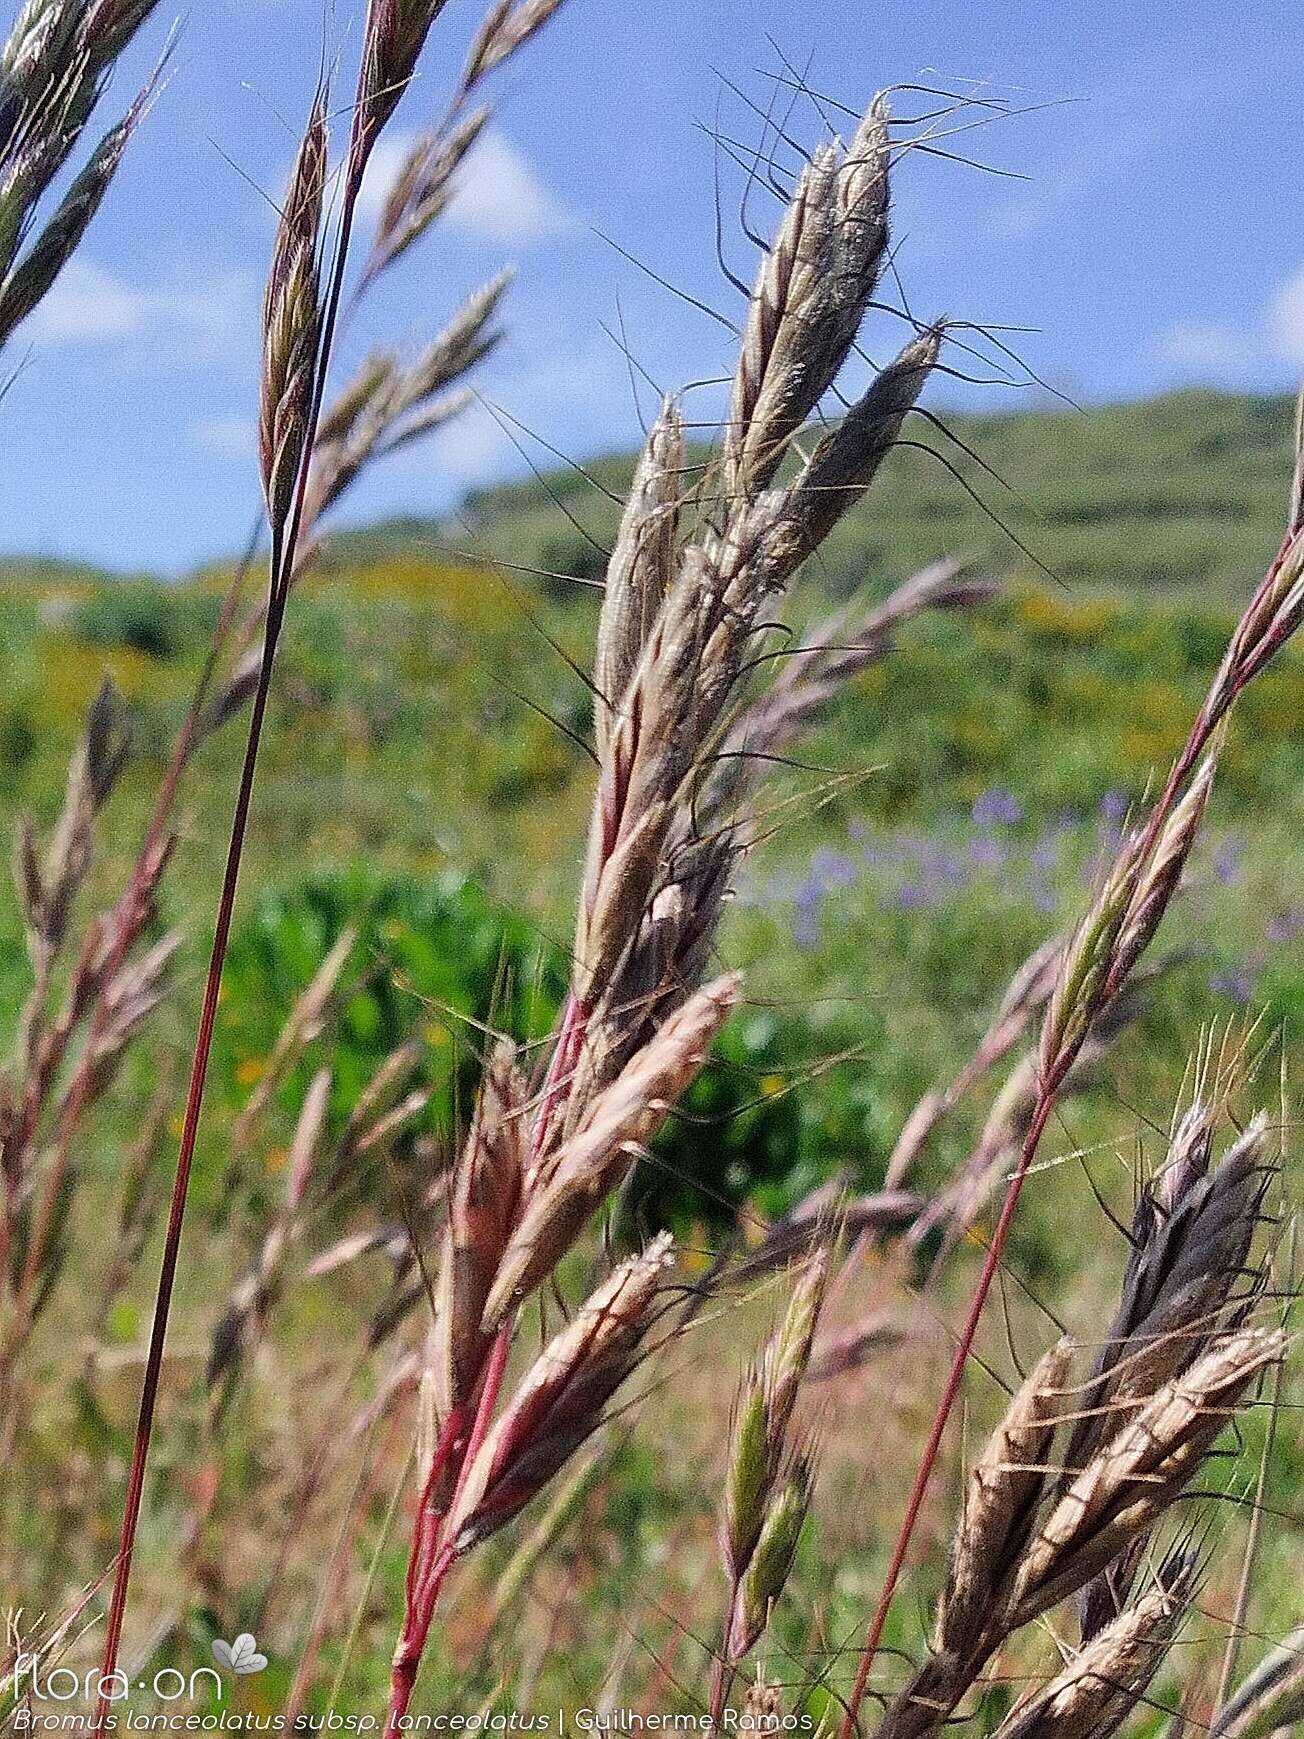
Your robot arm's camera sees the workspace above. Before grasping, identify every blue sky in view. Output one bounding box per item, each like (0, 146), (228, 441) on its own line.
(2, 0), (1302, 574)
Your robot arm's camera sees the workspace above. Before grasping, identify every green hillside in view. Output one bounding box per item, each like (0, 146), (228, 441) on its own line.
(329, 387), (1300, 604)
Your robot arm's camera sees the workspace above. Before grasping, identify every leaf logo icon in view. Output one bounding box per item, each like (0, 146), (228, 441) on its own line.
(212, 1633), (268, 1675)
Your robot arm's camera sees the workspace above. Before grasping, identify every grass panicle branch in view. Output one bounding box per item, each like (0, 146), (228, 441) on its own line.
(837, 393), (1304, 1739)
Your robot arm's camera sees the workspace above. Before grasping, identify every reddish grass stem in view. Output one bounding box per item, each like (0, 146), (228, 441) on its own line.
(388, 1324), (512, 1726)
(385, 998), (590, 1723)
(835, 1087), (1058, 1739)
(93, 578), (288, 1725)
(833, 624), (1262, 1739)
(92, 65), (389, 1701)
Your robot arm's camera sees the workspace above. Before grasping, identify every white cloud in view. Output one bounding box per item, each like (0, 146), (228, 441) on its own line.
(354, 131), (417, 228)
(191, 414), (255, 458)
(354, 127), (574, 248)
(24, 257), (254, 353)
(1267, 266), (1304, 367)
(1156, 263), (1304, 380)
(1155, 321), (1257, 374)
(24, 258), (156, 341)
(450, 131), (573, 245)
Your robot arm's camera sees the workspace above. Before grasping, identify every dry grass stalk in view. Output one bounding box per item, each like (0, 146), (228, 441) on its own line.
(447, 1233), (674, 1548)
(229, 925), (355, 1155)
(0, 683), (177, 1383)
(870, 1329), (1280, 1739)
(206, 1067), (333, 1404)
(910, 970), (1165, 1260)
(92, 0), (477, 1697)
(430, 1040), (526, 1426)
(389, 1236), (676, 1719)
(483, 974), (740, 1327)
(260, 94), (327, 539)
(459, 0), (567, 92)
(840, 396), (1304, 1739)
(884, 932), (1063, 1191)
(379, 79), (960, 1718)
(862, 1100), (1283, 1739)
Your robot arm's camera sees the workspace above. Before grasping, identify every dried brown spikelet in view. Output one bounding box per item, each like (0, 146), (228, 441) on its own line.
(1155, 1099), (1215, 1216)
(0, 78), (147, 342)
(316, 351), (396, 447)
(725, 100), (891, 498)
(447, 1233), (674, 1549)
(938, 1338), (1073, 1657)
(730, 558), (995, 774)
(481, 975), (739, 1327)
(1106, 748), (1218, 998)
(768, 327), (939, 577)
(305, 271), (508, 530)
(1008, 1325), (1283, 1626)
(393, 267), (511, 410)
(365, 104), (489, 282)
(994, 1558), (1195, 1739)
(594, 397), (683, 763)
(430, 1040), (526, 1422)
(17, 676), (130, 958)
(260, 96), (326, 533)
(1065, 1115), (1270, 1476)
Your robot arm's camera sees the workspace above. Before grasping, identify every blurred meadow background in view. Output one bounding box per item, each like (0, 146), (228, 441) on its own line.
(0, 0), (1302, 1730)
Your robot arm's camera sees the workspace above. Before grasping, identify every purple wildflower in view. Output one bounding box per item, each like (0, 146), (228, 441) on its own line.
(892, 881), (937, 912)
(968, 834), (1006, 870)
(811, 847), (857, 889)
(1266, 910), (1302, 945)
(1031, 829), (1063, 875)
(972, 787), (1024, 827)
(1211, 833), (1245, 887)
(1210, 966), (1255, 1004)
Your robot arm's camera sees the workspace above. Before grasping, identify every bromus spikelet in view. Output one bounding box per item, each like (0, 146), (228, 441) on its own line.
(482, 975), (740, 1328)
(0, 0), (164, 351)
(390, 1238), (676, 1719)
(357, 0), (451, 159)
(841, 398), (1304, 1739)
(260, 94), (327, 539)
(993, 1551), (1198, 1739)
(712, 1247), (828, 1723)
(460, 0), (568, 92)
(385, 79), (956, 1721)
(446, 1233), (675, 1550)
(867, 1096), (1284, 1739)
(430, 1040), (526, 1427)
